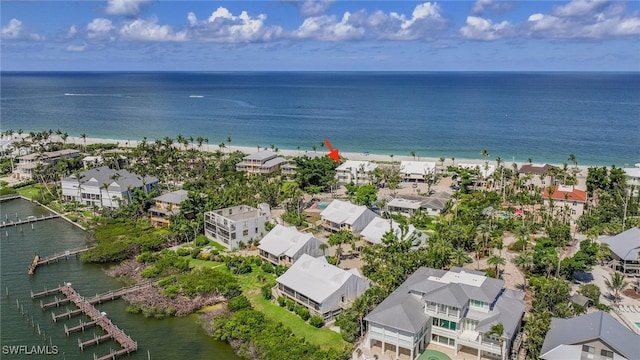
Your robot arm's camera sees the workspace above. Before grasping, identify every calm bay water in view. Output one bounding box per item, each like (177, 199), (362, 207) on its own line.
(1, 72), (639, 166)
(0, 199), (239, 360)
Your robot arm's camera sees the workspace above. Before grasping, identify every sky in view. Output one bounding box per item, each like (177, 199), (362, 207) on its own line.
(1, 0), (639, 71)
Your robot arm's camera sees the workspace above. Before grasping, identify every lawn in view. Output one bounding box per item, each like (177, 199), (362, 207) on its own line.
(189, 258), (348, 350)
(16, 185), (41, 199)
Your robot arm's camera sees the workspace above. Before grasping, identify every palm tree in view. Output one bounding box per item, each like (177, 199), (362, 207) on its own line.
(80, 133), (87, 151)
(410, 150), (416, 160)
(515, 225), (530, 252)
(514, 252), (534, 290)
(319, 243), (328, 256)
(486, 323), (504, 359)
(439, 157), (445, 170)
(487, 254), (506, 279)
(451, 248), (472, 267)
(604, 272), (628, 305)
(568, 153), (577, 169)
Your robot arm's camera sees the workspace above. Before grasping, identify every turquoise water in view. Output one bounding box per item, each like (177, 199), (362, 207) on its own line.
(0, 199), (239, 360)
(636, 322), (640, 329)
(317, 204), (329, 209)
(2, 72), (638, 166)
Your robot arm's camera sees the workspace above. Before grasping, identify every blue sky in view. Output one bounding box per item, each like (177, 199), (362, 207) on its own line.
(2, 0), (639, 71)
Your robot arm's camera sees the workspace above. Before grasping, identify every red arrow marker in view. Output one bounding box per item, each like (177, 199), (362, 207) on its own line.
(324, 139), (340, 162)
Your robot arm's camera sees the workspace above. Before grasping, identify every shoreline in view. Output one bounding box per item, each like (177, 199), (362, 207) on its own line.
(54, 135), (597, 176)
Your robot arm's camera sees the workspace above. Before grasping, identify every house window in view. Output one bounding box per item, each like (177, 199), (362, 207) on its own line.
(433, 318), (457, 331)
(571, 210), (576, 215)
(243, 229), (249, 236)
(471, 300), (486, 308)
(582, 345), (595, 354)
(600, 349), (614, 359)
(572, 201), (577, 206)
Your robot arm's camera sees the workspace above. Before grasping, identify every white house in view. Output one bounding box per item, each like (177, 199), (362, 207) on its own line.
(335, 160), (378, 185)
(319, 199), (378, 234)
(623, 164), (640, 196)
(149, 189), (189, 227)
(274, 254), (370, 320)
(459, 163), (496, 179)
(16, 149), (80, 180)
(204, 204), (271, 249)
(235, 150), (286, 175)
(399, 161), (436, 182)
(387, 192), (451, 217)
(540, 311), (640, 360)
(258, 225), (324, 265)
(600, 227), (640, 275)
(363, 267), (526, 360)
(360, 217), (416, 245)
(61, 166), (158, 208)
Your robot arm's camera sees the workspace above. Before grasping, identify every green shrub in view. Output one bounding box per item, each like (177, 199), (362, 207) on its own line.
(260, 261), (275, 273)
(296, 306), (310, 321)
(227, 295), (252, 312)
(126, 304), (143, 314)
(194, 235), (209, 247)
(136, 251), (157, 263)
(277, 296), (286, 307)
(286, 298), (295, 311)
(162, 285), (180, 298)
(176, 247), (191, 256)
(309, 315), (323, 328)
(274, 265), (288, 276)
(261, 282), (274, 300)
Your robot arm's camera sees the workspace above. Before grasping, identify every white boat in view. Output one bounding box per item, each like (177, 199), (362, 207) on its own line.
(189, 95), (204, 98)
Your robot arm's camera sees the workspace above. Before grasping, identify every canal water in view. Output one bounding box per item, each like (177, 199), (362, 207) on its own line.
(0, 199), (239, 360)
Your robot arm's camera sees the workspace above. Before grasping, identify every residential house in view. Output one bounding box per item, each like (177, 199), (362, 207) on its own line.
(235, 150), (286, 175)
(518, 164), (557, 190)
(363, 267), (526, 360)
(204, 203), (270, 249)
(319, 199), (378, 234)
(399, 161), (436, 182)
(541, 185), (587, 224)
(149, 189), (189, 227)
(335, 160), (378, 185)
(281, 151), (324, 177)
(274, 254), (369, 320)
(82, 155), (103, 168)
(623, 164), (640, 196)
(258, 225), (324, 265)
(16, 149), (80, 180)
(387, 192), (451, 217)
(458, 163), (497, 189)
(600, 227), (640, 275)
(540, 311), (640, 360)
(61, 166), (158, 208)
(360, 217), (416, 245)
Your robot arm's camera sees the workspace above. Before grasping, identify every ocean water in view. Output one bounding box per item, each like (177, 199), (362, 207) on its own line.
(0, 199), (239, 360)
(1, 72), (638, 166)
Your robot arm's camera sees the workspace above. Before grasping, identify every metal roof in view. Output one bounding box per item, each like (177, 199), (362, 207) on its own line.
(600, 227), (640, 261)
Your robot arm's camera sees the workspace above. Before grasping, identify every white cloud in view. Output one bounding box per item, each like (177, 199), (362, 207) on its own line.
(1, 18), (43, 41)
(460, 16), (512, 40)
(66, 43), (87, 52)
(87, 18), (115, 39)
(294, 12), (365, 41)
(67, 25), (78, 38)
(526, 5), (640, 39)
(120, 17), (187, 41)
(300, 0), (334, 17)
(470, 0), (513, 16)
(186, 7), (283, 42)
(105, 0), (153, 17)
(366, 2), (449, 40)
(552, 0), (609, 17)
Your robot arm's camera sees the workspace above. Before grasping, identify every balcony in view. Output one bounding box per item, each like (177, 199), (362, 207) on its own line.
(455, 331), (501, 353)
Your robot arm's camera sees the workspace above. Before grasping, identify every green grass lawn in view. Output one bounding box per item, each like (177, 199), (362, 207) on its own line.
(16, 185), (41, 199)
(189, 258), (348, 350)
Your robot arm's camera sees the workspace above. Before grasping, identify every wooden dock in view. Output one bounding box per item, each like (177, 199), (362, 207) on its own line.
(28, 246), (91, 275)
(1, 213), (60, 228)
(0, 194), (21, 202)
(40, 283), (143, 359)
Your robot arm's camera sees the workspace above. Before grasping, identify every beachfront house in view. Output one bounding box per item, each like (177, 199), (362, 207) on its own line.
(600, 227), (640, 275)
(458, 163), (496, 189)
(149, 189), (189, 227)
(541, 185), (587, 225)
(399, 161), (436, 182)
(335, 160), (378, 185)
(623, 164), (640, 196)
(362, 267), (526, 360)
(360, 217), (417, 245)
(518, 164), (557, 191)
(319, 199), (378, 234)
(387, 192), (451, 217)
(258, 224), (324, 265)
(204, 204), (270, 249)
(235, 150), (286, 175)
(540, 311), (640, 360)
(61, 166), (158, 208)
(16, 149), (80, 180)
(274, 254), (370, 321)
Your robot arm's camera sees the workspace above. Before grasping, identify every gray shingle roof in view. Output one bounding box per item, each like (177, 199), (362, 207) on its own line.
(364, 291), (429, 334)
(154, 189), (188, 205)
(258, 225), (317, 258)
(65, 166), (158, 191)
(600, 227), (640, 261)
(540, 311), (640, 359)
(244, 150), (277, 161)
